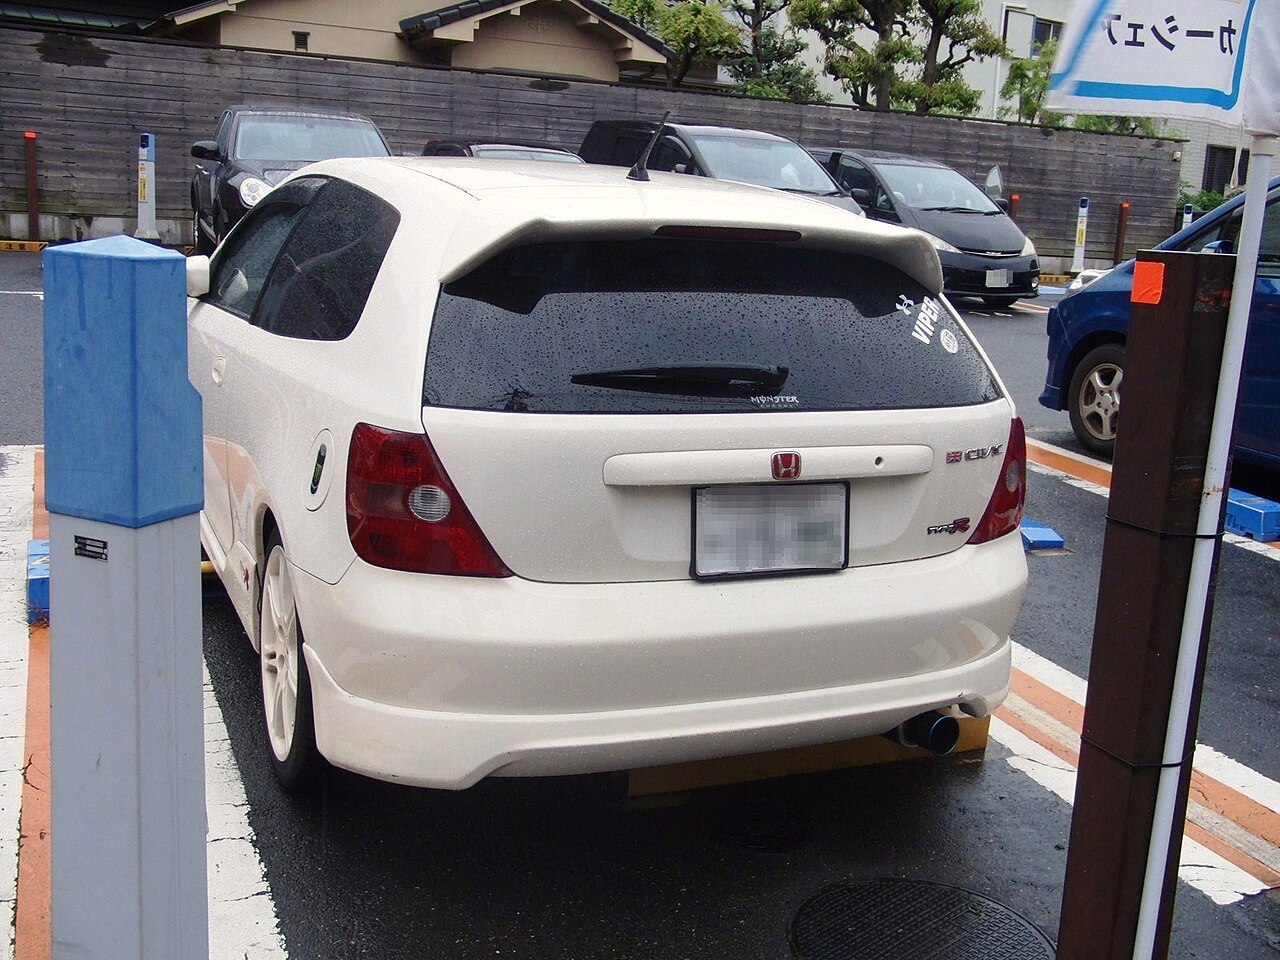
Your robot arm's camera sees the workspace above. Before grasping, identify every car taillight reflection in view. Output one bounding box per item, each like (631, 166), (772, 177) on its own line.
(346, 422), (511, 576)
(967, 417), (1027, 545)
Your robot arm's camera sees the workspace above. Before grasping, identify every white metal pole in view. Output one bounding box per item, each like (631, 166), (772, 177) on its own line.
(1131, 134), (1276, 960)
(45, 236), (207, 960)
(136, 132), (159, 240)
(1182, 203), (1194, 231)
(1071, 196), (1089, 273)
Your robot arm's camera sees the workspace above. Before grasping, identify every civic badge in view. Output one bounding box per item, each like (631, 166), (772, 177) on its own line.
(772, 451), (801, 480)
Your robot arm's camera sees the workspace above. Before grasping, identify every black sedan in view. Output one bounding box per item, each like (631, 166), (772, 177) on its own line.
(191, 106), (390, 253)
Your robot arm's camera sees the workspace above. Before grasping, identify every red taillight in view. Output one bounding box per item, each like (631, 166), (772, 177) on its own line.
(346, 423), (511, 577)
(967, 417), (1027, 545)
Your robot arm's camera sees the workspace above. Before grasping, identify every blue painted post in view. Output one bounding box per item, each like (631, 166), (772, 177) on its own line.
(1071, 196), (1089, 274)
(136, 133), (159, 240)
(43, 236), (206, 959)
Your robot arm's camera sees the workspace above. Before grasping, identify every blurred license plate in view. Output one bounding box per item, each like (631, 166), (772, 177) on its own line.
(693, 484), (847, 579)
(986, 268), (1012, 288)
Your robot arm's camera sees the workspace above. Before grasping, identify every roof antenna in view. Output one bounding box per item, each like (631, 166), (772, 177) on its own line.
(627, 111), (671, 183)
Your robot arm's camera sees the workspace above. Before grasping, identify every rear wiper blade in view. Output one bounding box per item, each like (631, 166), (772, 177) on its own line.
(571, 362), (789, 393)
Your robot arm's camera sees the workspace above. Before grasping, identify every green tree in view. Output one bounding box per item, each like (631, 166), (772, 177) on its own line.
(997, 38), (1064, 125)
(897, 0), (1004, 115)
(726, 25), (829, 101)
(788, 0), (913, 110)
(611, 0), (743, 88)
(1071, 114), (1166, 137)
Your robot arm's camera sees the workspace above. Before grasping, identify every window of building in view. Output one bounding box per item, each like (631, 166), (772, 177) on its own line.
(293, 31), (309, 51)
(1032, 18), (1062, 56)
(1202, 145), (1250, 194)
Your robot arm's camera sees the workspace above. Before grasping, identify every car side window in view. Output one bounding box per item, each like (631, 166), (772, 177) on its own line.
(254, 179), (401, 341)
(1191, 197), (1280, 277)
(1258, 199), (1280, 278)
(651, 138), (694, 174)
(204, 177), (325, 319)
(837, 157), (877, 195)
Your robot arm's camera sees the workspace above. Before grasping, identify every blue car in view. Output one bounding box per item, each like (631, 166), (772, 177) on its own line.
(1041, 177), (1280, 467)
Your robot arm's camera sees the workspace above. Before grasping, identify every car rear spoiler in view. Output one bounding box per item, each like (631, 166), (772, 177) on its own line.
(437, 197), (944, 295)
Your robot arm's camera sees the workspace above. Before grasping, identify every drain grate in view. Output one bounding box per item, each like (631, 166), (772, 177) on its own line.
(700, 798), (812, 852)
(789, 879), (1055, 960)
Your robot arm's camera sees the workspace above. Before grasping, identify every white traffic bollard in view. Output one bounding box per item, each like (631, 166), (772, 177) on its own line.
(1070, 196), (1089, 274)
(135, 132), (159, 240)
(1183, 203), (1195, 231)
(44, 237), (207, 959)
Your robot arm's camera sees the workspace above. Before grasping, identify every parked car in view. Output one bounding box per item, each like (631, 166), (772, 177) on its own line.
(809, 148), (1039, 307)
(190, 106), (391, 254)
(422, 138), (583, 163)
(579, 120), (864, 216)
(186, 158), (1027, 791)
(1041, 178), (1280, 464)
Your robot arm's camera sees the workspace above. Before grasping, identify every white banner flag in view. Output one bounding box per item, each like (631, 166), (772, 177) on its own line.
(1045, 0), (1261, 125)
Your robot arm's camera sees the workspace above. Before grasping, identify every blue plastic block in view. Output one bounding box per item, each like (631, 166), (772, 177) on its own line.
(1224, 488), (1280, 542)
(1021, 519), (1065, 551)
(42, 236), (202, 528)
(26, 539), (49, 624)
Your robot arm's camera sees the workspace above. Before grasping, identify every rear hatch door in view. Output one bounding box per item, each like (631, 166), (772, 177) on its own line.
(421, 236), (1012, 583)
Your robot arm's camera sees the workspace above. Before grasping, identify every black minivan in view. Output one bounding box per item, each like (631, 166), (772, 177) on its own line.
(810, 148), (1039, 307)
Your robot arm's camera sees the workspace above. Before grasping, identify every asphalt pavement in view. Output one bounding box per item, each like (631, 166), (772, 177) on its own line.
(3, 258), (1278, 958)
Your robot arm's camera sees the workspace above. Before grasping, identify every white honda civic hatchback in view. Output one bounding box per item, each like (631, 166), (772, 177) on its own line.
(187, 157), (1028, 791)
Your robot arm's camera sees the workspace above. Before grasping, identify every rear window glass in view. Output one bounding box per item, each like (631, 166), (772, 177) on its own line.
(422, 239), (1000, 414)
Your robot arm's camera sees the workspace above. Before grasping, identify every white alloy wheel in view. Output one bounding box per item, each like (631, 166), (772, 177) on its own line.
(258, 530), (322, 789)
(261, 542), (299, 762)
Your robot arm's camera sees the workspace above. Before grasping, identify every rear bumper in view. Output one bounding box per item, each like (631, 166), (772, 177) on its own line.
(306, 639), (1011, 789)
(292, 534), (1025, 788)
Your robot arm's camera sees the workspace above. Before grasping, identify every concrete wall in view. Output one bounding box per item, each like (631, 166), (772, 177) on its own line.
(0, 25), (1182, 269)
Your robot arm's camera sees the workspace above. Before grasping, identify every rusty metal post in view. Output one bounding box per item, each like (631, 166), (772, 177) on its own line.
(1113, 202), (1131, 265)
(1056, 250), (1235, 960)
(24, 131), (39, 241)
(1008, 192), (1021, 221)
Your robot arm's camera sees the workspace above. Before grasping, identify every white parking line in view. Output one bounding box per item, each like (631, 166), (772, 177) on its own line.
(1027, 439), (1280, 562)
(0, 293), (41, 300)
(205, 667), (288, 960)
(0, 446), (33, 960)
(989, 715), (1267, 905)
(1013, 643), (1280, 816)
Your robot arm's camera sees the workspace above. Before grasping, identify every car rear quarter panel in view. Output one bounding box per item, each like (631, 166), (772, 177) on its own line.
(235, 170), (471, 587)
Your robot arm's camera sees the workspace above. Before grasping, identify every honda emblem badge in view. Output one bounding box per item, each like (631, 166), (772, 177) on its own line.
(772, 451), (801, 480)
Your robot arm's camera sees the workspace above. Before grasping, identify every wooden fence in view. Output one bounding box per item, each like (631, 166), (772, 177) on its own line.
(0, 25), (1183, 262)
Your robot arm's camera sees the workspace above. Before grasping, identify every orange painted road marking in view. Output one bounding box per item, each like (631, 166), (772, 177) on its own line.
(16, 449), (50, 960)
(1026, 439), (1113, 489)
(1027, 439), (1280, 554)
(1005, 665), (1280, 889)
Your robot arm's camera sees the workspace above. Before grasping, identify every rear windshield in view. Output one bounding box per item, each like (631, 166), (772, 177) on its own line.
(422, 239), (1001, 414)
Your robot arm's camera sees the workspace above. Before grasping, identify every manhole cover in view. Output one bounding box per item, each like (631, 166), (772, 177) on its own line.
(700, 798), (812, 852)
(789, 879), (1055, 960)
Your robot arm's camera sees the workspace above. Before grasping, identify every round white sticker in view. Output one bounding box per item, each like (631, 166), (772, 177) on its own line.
(940, 328), (959, 354)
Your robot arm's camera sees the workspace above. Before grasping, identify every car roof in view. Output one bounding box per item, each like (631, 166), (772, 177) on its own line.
(293, 156), (944, 293)
(591, 119), (793, 143)
(428, 138), (578, 152)
(225, 105), (378, 123)
(814, 148), (949, 169)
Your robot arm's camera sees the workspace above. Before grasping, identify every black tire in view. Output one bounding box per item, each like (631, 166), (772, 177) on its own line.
(1068, 343), (1125, 458)
(982, 296), (1020, 309)
(192, 191), (215, 256)
(259, 529), (324, 791)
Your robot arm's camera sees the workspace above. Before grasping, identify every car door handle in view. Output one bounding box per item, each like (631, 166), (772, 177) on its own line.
(212, 356), (226, 385)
